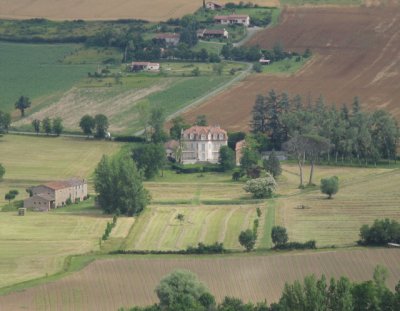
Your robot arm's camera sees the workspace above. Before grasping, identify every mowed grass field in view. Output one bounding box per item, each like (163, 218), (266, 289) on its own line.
(0, 134), (120, 204)
(0, 248), (399, 310)
(0, 42), (94, 114)
(0, 0), (279, 21)
(277, 165), (400, 247)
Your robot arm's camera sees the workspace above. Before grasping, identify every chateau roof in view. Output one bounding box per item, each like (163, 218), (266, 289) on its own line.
(182, 125), (227, 136)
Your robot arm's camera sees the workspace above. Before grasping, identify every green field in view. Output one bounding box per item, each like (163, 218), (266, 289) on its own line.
(0, 42), (95, 113)
(0, 134), (120, 205)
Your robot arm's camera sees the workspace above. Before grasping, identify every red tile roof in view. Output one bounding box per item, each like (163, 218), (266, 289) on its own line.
(43, 178), (86, 190)
(182, 126), (227, 136)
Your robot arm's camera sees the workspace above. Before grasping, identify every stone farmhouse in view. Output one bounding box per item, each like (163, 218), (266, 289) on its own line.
(197, 28), (229, 39)
(24, 178), (87, 211)
(206, 2), (224, 10)
(130, 62), (160, 72)
(181, 126), (228, 164)
(214, 15), (250, 27)
(154, 33), (180, 46)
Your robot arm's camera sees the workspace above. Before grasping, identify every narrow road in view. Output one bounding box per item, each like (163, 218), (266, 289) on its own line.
(233, 26), (263, 47)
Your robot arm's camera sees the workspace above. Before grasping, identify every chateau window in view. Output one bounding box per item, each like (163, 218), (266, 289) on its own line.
(190, 134), (194, 140)
(201, 134), (206, 140)
(219, 134), (224, 140)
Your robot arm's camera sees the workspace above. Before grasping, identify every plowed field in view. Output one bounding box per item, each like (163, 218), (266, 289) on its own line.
(0, 0), (278, 21)
(0, 249), (399, 310)
(183, 6), (400, 131)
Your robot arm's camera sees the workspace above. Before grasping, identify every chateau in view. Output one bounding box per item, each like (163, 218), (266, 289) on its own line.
(181, 125), (228, 164)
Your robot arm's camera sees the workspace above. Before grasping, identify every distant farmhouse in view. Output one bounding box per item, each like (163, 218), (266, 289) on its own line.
(206, 2), (224, 10)
(130, 62), (160, 72)
(214, 14), (250, 27)
(181, 126), (228, 164)
(154, 33), (180, 46)
(24, 178), (87, 211)
(197, 28), (229, 39)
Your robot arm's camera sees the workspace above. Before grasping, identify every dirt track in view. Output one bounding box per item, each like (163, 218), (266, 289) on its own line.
(0, 0), (278, 21)
(183, 6), (400, 131)
(0, 249), (399, 310)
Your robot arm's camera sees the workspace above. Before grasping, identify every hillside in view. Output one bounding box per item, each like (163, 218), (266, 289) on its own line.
(182, 6), (400, 131)
(0, 0), (278, 21)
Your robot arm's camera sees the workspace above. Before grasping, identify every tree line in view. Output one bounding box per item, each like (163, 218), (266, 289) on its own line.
(120, 267), (400, 311)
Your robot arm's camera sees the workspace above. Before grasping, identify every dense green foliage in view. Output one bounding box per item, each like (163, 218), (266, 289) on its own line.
(52, 117), (63, 136)
(219, 145), (236, 171)
(238, 229), (257, 251)
(42, 117), (52, 135)
(359, 219), (400, 246)
(0, 110), (11, 133)
(0, 163), (4, 180)
(263, 151), (282, 178)
(123, 267), (400, 311)
(243, 175), (277, 199)
(94, 154), (150, 216)
(320, 176), (339, 199)
(14, 96), (31, 117)
(252, 90), (399, 165)
(79, 115), (96, 137)
(271, 226), (288, 247)
(155, 270), (214, 311)
(132, 143), (165, 179)
(94, 114), (109, 138)
(169, 116), (190, 140)
(240, 147), (260, 176)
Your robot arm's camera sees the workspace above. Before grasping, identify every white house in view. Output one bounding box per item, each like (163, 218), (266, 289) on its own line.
(197, 28), (229, 39)
(181, 125), (228, 164)
(130, 62), (160, 72)
(214, 15), (250, 27)
(154, 33), (180, 46)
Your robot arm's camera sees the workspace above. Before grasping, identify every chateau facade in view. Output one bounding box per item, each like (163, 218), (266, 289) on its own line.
(181, 126), (228, 164)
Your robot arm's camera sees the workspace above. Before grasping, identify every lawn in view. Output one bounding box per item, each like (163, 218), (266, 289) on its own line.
(0, 134), (121, 205)
(261, 56), (311, 75)
(0, 210), (110, 288)
(0, 42), (95, 113)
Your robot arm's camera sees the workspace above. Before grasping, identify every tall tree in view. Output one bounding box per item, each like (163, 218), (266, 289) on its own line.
(32, 119), (41, 135)
(42, 117), (52, 135)
(282, 135), (308, 188)
(94, 114), (109, 138)
(79, 115), (95, 137)
(0, 163), (5, 180)
(149, 106), (167, 143)
(14, 96), (31, 117)
(263, 150), (282, 178)
(169, 116), (189, 140)
(94, 154), (150, 215)
(304, 134), (331, 185)
(52, 117), (63, 136)
(219, 145), (236, 171)
(132, 144), (166, 179)
(0, 111), (11, 133)
(137, 101), (151, 141)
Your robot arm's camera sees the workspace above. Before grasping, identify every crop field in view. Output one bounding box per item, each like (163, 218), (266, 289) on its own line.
(0, 42), (95, 113)
(0, 134), (120, 204)
(14, 72), (236, 134)
(182, 6), (400, 131)
(0, 248), (399, 310)
(0, 0), (279, 21)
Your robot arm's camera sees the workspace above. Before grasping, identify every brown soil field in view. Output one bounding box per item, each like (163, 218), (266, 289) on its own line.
(183, 6), (400, 131)
(0, 0), (278, 21)
(0, 249), (399, 310)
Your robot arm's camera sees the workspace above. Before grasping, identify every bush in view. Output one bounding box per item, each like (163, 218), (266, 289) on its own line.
(320, 176), (339, 199)
(271, 226), (288, 247)
(111, 243), (227, 255)
(359, 219), (400, 246)
(243, 175), (277, 199)
(274, 240), (317, 250)
(114, 135), (146, 143)
(239, 229), (256, 252)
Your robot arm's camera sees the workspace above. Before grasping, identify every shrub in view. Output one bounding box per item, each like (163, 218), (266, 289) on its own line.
(271, 226), (288, 247)
(320, 176), (339, 199)
(275, 240), (317, 250)
(359, 219), (400, 246)
(243, 175), (277, 199)
(239, 229), (256, 252)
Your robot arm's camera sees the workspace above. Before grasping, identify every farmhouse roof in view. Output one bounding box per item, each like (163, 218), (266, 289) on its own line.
(214, 15), (249, 21)
(183, 125), (227, 136)
(35, 193), (55, 201)
(203, 29), (227, 35)
(132, 62), (159, 66)
(42, 178), (86, 190)
(155, 33), (180, 39)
